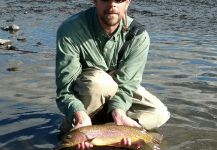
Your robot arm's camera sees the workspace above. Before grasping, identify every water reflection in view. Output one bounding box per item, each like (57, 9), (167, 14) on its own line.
(0, 102), (61, 150)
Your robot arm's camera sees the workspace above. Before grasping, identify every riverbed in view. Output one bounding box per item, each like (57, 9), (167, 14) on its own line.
(0, 0), (217, 150)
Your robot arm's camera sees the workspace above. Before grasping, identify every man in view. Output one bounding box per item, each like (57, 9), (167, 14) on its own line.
(56, 0), (170, 149)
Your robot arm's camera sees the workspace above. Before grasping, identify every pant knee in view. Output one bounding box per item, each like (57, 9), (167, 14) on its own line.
(74, 69), (118, 98)
(134, 108), (170, 130)
(89, 72), (117, 94)
(156, 108), (170, 128)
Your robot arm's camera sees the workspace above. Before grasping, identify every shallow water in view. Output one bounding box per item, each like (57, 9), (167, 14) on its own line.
(0, 0), (217, 150)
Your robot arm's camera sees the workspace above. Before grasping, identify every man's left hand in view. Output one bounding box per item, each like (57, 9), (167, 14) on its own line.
(111, 108), (141, 128)
(111, 110), (143, 148)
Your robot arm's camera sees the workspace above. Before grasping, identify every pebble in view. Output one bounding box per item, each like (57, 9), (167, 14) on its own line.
(36, 42), (43, 46)
(0, 39), (11, 45)
(17, 36), (27, 42)
(180, 14), (188, 20)
(11, 24), (20, 31)
(6, 44), (17, 50)
(7, 67), (19, 72)
(1, 24), (20, 32)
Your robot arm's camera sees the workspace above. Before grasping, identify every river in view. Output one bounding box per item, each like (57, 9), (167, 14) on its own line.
(0, 0), (216, 150)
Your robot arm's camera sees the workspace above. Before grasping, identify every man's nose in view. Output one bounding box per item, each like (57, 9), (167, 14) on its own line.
(107, 0), (118, 7)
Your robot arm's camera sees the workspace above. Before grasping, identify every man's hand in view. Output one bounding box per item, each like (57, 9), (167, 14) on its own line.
(74, 111), (92, 129)
(112, 109), (142, 148)
(112, 109), (141, 128)
(74, 111), (93, 150)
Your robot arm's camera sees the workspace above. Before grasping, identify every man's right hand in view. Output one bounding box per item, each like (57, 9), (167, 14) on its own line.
(74, 111), (93, 150)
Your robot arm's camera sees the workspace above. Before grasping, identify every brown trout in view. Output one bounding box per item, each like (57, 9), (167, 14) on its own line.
(57, 124), (162, 150)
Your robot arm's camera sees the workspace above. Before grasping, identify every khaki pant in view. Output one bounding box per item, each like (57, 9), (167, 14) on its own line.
(60, 68), (170, 134)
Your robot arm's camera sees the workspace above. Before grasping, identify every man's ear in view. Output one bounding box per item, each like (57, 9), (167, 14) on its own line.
(127, 0), (132, 4)
(126, 0), (131, 9)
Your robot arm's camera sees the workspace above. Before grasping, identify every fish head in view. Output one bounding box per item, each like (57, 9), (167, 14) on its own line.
(60, 130), (89, 148)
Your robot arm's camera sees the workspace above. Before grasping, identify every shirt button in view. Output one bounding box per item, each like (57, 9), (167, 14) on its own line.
(104, 48), (108, 52)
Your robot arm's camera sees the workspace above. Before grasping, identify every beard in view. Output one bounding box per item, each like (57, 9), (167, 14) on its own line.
(100, 12), (122, 27)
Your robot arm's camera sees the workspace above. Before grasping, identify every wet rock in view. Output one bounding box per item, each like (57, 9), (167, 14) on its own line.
(17, 36), (27, 42)
(6, 67), (19, 72)
(11, 24), (20, 31)
(0, 39), (11, 45)
(1, 25), (10, 31)
(1, 24), (20, 32)
(179, 14), (188, 20)
(36, 41), (43, 46)
(6, 44), (17, 50)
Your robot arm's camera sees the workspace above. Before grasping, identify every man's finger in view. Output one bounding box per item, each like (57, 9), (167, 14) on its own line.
(85, 141), (93, 149)
(126, 138), (131, 146)
(122, 138), (127, 145)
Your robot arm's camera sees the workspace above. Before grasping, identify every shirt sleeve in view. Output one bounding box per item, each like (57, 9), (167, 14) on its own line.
(107, 31), (150, 113)
(55, 26), (86, 123)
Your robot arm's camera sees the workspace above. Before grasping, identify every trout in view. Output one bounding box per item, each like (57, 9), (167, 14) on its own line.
(57, 124), (162, 150)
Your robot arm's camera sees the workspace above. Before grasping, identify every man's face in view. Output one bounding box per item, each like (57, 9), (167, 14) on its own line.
(94, 0), (131, 27)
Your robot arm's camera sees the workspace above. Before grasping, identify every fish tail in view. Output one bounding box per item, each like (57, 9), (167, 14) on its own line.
(146, 138), (160, 150)
(146, 132), (163, 150)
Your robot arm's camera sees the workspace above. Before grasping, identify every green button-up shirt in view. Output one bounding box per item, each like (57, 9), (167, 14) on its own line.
(56, 7), (150, 122)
